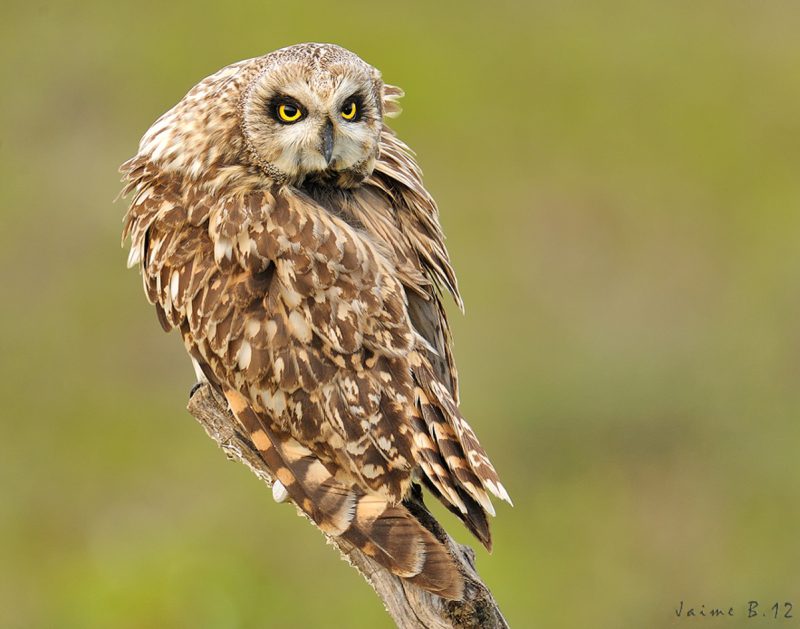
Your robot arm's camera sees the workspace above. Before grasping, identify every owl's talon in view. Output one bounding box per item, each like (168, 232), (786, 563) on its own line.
(189, 382), (204, 399)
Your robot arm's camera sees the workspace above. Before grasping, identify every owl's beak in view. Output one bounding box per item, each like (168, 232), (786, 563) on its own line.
(321, 120), (335, 166)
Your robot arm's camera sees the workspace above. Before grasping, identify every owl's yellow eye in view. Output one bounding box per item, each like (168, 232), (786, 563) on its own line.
(277, 103), (303, 123)
(341, 100), (358, 121)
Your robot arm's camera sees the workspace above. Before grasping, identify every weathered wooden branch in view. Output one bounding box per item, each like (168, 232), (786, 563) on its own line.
(187, 383), (509, 629)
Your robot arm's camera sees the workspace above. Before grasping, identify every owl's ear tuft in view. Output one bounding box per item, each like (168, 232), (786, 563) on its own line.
(382, 84), (404, 119)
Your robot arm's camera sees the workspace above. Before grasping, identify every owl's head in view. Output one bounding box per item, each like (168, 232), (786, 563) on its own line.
(241, 44), (385, 188)
(136, 44), (402, 191)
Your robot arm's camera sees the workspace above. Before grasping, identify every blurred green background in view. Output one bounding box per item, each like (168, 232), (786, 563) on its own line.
(2, 1), (800, 627)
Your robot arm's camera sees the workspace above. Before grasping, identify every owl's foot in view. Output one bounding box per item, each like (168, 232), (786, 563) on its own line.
(189, 381), (204, 399)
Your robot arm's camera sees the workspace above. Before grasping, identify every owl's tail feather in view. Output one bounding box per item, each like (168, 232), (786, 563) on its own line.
(223, 389), (465, 600)
(412, 355), (513, 517)
(409, 412), (492, 550)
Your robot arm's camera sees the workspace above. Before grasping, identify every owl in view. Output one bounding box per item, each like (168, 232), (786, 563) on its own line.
(121, 43), (510, 600)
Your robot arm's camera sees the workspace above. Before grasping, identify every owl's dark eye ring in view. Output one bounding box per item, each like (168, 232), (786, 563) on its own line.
(339, 94), (364, 122)
(341, 101), (357, 121)
(275, 101), (304, 124)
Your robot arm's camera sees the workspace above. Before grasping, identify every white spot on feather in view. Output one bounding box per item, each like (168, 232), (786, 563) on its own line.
(169, 270), (180, 301)
(413, 432), (435, 450)
(288, 310), (312, 342)
(281, 283), (303, 309)
(127, 245), (142, 268)
(272, 389), (287, 415)
(305, 460), (331, 485)
(214, 238), (233, 262)
(497, 482), (513, 505)
(272, 480), (289, 503)
(260, 388), (287, 415)
(377, 436), (392, 451)
(191, 358), (207, 383)
(187, 158), (204, 179)
(134, 185), (154, 204)
(147, 129), (173, 163)
(237, 340), (252, 370)
(245, 319), (261, 338)
(361, 464), (382, 480)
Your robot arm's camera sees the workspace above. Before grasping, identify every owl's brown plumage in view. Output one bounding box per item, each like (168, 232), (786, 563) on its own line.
(121, 43), (510, 600)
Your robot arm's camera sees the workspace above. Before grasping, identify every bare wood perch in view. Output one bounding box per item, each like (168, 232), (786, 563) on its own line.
(187, 383), (509, 629)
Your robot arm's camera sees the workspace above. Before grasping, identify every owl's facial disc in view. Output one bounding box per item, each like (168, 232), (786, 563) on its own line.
(242, 57), (383, 187)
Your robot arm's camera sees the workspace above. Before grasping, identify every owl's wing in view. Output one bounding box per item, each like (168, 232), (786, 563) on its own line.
(223, 388), (463, 599)
(343, 126), (462, 405)
(122, 162), (419, 495)
(285, 107), (512, 531)
(121, 159), (501, 597)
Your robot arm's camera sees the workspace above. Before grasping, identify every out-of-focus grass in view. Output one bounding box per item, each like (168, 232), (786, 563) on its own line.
(2, 1), (799, 627)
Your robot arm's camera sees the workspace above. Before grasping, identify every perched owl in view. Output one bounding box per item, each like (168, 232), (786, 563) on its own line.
(121, 43), (511, 600)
